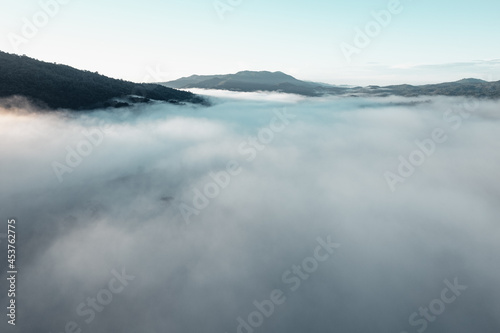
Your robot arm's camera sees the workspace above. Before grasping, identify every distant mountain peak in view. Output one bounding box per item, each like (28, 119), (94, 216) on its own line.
(162, 70), (329, 96)
(232, 70), (297, 80)
(235, 70), (291, 75)
(456, 78), (487, 84)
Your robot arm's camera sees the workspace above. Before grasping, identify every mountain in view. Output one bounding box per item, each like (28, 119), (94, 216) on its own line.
(162, 71), (349, 96)
(163, 70), (500, 99)
(359, 78), (500, 98)
(0, 51), (208, 110)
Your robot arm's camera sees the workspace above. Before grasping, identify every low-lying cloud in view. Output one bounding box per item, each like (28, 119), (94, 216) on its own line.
(0, 93), (499, 333)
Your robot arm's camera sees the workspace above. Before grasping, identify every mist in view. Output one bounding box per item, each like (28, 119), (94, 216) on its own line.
(1, 93), (499, 333)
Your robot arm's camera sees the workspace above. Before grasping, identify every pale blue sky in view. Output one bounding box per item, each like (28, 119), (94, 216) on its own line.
(1, 0), (499, 85)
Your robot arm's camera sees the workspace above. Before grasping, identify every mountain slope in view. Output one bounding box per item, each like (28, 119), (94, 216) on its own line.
(0, 51), (207, 110)
(162, 71), (348, 96)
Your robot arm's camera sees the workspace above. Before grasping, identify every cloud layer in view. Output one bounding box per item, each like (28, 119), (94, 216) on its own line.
(1, 94), (499, 333)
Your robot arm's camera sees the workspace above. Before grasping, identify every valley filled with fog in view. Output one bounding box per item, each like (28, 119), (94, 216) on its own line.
(1, 92), (499, 333)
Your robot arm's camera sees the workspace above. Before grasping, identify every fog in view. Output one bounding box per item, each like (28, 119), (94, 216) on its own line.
(1, 93), (499, 333)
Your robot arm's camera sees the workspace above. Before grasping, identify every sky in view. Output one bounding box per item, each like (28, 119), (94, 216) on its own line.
(1, 0), (500, 85)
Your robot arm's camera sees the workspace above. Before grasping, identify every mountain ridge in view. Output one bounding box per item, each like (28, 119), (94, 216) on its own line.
(162, 71), (500, 99)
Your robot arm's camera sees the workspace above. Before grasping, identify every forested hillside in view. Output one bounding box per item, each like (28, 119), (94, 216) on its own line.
(0, 51), (206, 110)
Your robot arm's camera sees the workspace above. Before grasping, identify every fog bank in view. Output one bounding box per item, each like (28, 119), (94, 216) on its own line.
(1, 93), (499, 333)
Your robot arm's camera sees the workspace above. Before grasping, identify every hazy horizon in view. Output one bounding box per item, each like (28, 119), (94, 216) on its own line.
(2, 49), (499, 87)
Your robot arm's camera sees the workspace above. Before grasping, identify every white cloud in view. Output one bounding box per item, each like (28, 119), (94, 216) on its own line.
(1, 94), (500, 333)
